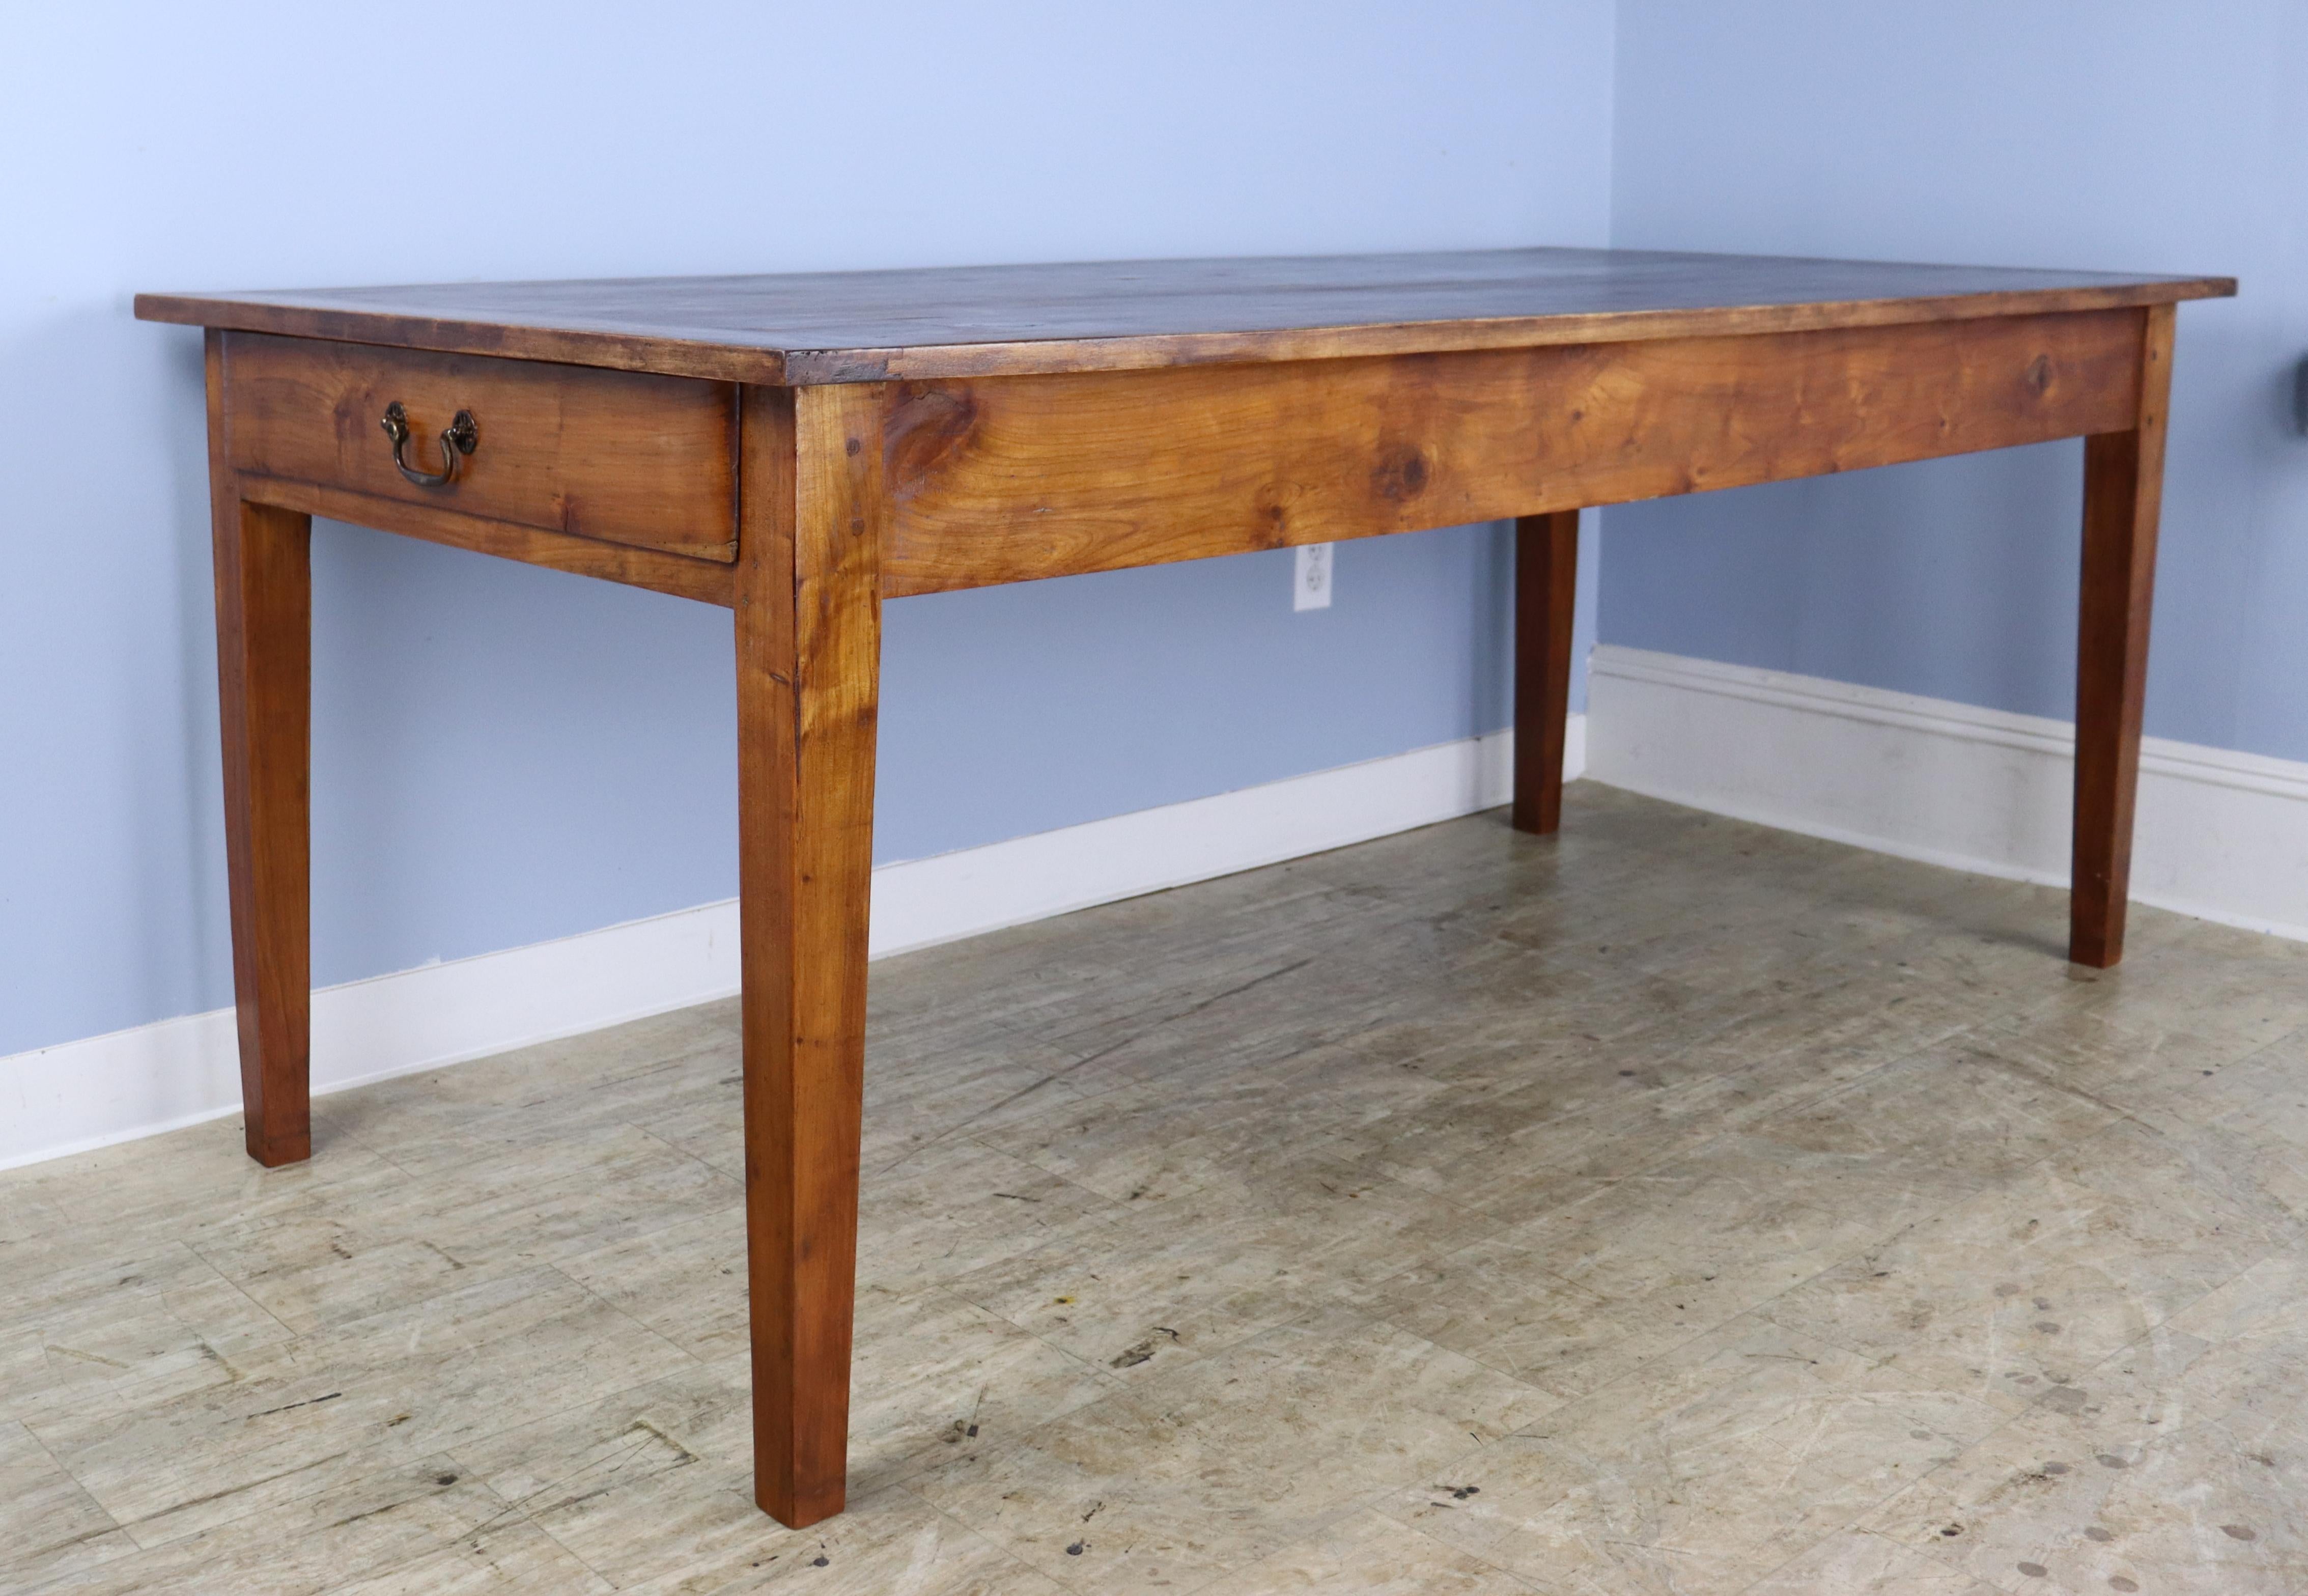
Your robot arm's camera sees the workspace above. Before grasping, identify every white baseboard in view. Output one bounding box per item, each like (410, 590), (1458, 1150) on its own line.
(1587, 643), (2308, 945)
(0, 719), (1581, 1172)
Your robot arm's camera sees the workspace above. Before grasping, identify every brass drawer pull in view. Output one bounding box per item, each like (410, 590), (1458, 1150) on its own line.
(380, 401), (478, 487)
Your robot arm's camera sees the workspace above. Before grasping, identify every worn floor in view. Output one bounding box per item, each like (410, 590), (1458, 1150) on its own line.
(5, 786), (2307, 1595)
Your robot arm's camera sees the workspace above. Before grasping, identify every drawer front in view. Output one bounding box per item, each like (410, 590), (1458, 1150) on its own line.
(224, 333), (738, 561)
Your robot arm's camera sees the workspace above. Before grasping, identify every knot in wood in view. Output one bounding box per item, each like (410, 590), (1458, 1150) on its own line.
(1371, 445), (1429, 503)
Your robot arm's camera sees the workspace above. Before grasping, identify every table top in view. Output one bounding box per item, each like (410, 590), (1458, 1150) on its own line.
(137, 246), (2232, 386)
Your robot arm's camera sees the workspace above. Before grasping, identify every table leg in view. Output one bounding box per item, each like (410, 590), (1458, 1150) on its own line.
(2071, 304), (2175, 968)
(208, 333), (313, 1167)
(1511, 509), (1581, 834)
(734, 385), (882, 1527)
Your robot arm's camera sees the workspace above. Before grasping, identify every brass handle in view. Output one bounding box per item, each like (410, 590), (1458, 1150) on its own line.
(380, 401), (478, 487)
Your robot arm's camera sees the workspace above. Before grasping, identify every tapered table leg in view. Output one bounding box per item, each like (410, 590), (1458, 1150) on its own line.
(208, 332), (313, 1167)
(734, 384), (882, 1528)
(1511, 509), (1581, 835)
(2071, 304), (2175, 968)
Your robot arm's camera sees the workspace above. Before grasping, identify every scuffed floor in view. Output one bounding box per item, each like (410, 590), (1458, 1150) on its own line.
(5, 784), (2305, 1594)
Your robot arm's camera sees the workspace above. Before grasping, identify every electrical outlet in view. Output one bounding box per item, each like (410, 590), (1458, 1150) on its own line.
(1294, 543), (1333, 611)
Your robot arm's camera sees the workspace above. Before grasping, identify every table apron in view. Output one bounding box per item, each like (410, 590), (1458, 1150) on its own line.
(235, 474), (740, 607)
(876, 307), (2147, 597)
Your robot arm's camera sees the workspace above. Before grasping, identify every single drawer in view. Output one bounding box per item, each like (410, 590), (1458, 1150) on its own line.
(223, 332), (738, 561)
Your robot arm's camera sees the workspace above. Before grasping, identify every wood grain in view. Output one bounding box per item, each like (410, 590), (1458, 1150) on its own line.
(881, 309), (2145, 596)
(135, 248), (2233, 385)
(208, 331), (313, 1167)
(2070, 303), (2175, 968)
(223, 332), (738, 560)
(1512, 511), (1581, 836)
(734, 383), (883, 1527)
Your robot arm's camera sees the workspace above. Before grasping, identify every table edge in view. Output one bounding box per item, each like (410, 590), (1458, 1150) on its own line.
(135, 276), (2236, 386)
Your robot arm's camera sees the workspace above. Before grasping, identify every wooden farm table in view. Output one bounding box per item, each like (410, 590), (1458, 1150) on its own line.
(137, 247), (2233, 1525)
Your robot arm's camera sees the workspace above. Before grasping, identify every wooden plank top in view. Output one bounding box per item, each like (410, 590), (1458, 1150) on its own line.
(137, 247), (2233, 386)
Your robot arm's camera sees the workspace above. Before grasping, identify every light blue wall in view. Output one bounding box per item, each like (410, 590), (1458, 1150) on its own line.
(1605, 2), (2308, 761)
(0, 3), (1616, 1056)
